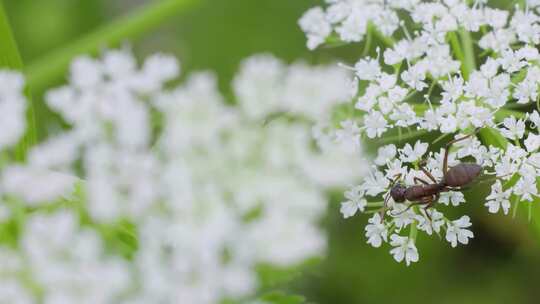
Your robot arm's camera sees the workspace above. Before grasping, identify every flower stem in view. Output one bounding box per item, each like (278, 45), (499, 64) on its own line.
(512, 196), (520, 218)
(362, 24), (373, 57)
(25, 0), (200, 92)
(367, 202), (384, 208)
(409, 219), (418, 241)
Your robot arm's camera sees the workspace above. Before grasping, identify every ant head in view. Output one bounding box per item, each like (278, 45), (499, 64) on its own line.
(390, 183), (406, 203)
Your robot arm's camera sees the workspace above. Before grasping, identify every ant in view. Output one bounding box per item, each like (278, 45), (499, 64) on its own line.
(381, 129), (483, 221)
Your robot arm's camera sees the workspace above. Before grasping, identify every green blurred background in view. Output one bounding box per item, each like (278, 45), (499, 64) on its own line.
(5, 0), (540, 303)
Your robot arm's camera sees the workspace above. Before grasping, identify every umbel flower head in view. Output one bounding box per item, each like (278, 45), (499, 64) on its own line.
(0, 50), (364, 303)
(300, 0), (540, 265)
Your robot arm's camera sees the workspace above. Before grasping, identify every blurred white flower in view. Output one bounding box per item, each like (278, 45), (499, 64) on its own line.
(1, 166), (76, 205)
(0, 50), (366, 302)
(22, 210), (130, 304)
(0, 71), (26, 152)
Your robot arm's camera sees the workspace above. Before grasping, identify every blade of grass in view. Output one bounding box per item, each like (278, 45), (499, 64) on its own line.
(448, 32), (467, 78)
(458, 29), (476, 80)
(25, 0), (200, 92)
(0, 1), (36, 161)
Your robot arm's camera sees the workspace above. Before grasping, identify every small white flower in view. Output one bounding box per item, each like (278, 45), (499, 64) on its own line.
(529, 110), (540, 128)
(439, 191), (465, 206)
(400, 141), (428, 163)
(364, 111), (388, 138)
(375, 144), (397, 166)
(298, 7), (332, 50)
(513, 176), (538, 202)
(500, 116), (526, 140)
(354, 58), (381, 81)
(445, 216), (474, 248)
(401, 64), (428, 91)
(525, 133), (540, 152)
(340, 186), (366, 218)
(389, 234), (419, 266)
(365, 213), (388, 248)
(416, 209), (445, 235)
(485, 180), (511, 214)
(390, 103), (418, 127)
(361, 170), (390, 197)
(336, 10), (369, 42)
(390, 203), (416, 230)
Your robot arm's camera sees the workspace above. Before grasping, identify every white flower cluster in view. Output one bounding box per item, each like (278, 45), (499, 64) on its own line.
(0, 50), (364, 302)
(300, 0), (540, 265)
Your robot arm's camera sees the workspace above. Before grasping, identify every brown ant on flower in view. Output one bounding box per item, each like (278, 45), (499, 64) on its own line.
(381, 129), (483, 221)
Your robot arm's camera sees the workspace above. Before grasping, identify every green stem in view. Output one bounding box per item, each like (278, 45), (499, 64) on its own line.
(367, 202), (384, 208)
(409, 218), (418, 241)
(25, 0), (200, 92)
(362, 24), (373, 57)
(425, 79), (437, 100)
(512, 196), (520, 219)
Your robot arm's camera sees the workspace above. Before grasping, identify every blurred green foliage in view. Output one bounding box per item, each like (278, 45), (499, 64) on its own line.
(5, 0), (540, 303)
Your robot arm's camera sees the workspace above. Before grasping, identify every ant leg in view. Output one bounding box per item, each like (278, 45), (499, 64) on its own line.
(423, 194), (439, 233)
(423, 204), (433, 221)
(423, 194), (438, 210)
(418, 160), (437, 183)
(380, 174), (402, 222)
(443, 128), (482, 177)
(390, 198), (430, 216)
(414, 177), (430, 185)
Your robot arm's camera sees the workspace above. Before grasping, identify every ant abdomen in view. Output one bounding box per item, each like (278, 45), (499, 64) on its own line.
(443, 163), (482, 188)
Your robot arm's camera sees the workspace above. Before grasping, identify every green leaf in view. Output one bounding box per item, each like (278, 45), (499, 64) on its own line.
(0, 1), (36, 161)
(24, 0), (200, 92)
(259, 292), (306, 304)
(478, 127), (508, 150)
(495, 108), (526, 120)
